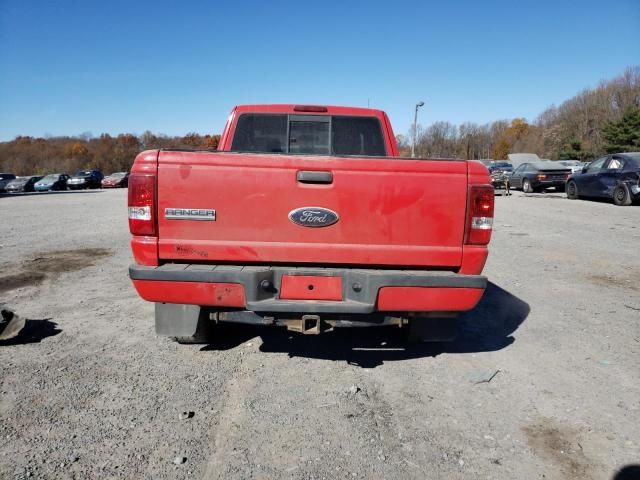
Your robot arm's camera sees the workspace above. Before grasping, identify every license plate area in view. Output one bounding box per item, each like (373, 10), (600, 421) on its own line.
(279, 275), (343, 301)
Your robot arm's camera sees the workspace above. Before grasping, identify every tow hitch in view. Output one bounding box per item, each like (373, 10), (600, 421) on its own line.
(213, 310), (407, 334)
(283, 315), (323, 335)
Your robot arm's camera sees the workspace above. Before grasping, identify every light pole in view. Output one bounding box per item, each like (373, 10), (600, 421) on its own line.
(411, 101), (424, 158)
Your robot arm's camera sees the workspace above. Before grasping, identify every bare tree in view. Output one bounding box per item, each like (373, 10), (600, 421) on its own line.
(406, 66), (639, 160)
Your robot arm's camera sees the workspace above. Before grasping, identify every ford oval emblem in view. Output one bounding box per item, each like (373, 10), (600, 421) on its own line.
(288, 207), (339, 228)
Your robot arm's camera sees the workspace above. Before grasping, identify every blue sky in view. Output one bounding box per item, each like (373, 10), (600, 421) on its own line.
(0, 0), (638, 141)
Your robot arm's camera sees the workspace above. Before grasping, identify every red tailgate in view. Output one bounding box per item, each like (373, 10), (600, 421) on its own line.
(156, 151), (468, 268)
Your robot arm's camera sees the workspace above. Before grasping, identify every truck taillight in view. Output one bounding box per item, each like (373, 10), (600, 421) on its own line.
(465, 184), (494, 245)
(128, 174), (156, 236)
(293, 105), (328, 112)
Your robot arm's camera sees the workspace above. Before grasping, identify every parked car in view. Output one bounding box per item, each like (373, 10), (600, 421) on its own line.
(488, 161), (513, 175)
(67, 170), (104, 190)
(34, 173), (70, 191)
(566, 152), (640, 206)
(509, 162), (571, 193)
(558, 160), (584, 174)
(0, 173), (17, 193)
(488, 161), (513, 194)
(5, 176), (43, 193)
(101, 172), (129, 188)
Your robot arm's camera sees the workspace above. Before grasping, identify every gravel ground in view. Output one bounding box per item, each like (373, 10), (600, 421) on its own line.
(1, 188), (639, 480)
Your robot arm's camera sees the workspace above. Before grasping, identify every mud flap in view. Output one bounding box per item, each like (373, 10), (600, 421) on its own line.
(155, 303), (204, 337)
(408, 316), (458, 342)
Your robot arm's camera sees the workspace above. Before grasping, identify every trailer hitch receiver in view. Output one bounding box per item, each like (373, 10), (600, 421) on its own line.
(284, 315), (322, 334)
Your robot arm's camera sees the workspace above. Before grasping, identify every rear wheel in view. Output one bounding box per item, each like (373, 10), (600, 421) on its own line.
(613, 184), (632, 206)
(566, 181), (578, 199)
(523, 178), (534, 193)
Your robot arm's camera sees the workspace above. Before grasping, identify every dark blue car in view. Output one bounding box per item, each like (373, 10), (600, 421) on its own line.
(566, 152), (640, 206)
(488, 161), (513, 174)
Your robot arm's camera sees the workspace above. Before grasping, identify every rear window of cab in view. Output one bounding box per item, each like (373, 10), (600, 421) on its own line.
(230, 114), (387, 156)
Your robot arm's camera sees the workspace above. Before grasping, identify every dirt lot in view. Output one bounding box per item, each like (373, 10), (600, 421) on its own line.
(1, 189), (639, 479)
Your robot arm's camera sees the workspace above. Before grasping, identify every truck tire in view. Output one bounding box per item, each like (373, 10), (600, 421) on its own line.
(613, 184), (632, 206)
(406, 317), (458, 343)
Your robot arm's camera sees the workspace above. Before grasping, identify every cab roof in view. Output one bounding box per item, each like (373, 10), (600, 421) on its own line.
(233, 104), (386, 117)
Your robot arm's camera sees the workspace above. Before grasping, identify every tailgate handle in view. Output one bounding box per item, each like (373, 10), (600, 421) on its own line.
(297, 171), (333, 184)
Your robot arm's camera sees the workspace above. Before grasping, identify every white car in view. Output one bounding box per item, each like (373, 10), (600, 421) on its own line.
(558, 160), (584, 174)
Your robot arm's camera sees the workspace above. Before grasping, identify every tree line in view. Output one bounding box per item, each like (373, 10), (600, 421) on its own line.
(1, 66), (639, 176)
(396, 66), (640, 160)
(0, 132), (220, 176)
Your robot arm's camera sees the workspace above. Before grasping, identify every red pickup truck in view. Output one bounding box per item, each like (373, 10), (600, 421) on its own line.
(128, 104), (493, 342)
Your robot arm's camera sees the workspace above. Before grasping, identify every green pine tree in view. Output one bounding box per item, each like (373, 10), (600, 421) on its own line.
(558, 140), (592, 160)
(602, 107), (640, 153)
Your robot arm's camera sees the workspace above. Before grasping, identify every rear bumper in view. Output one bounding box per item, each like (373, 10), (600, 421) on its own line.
(129, 264), (487, 314)
(531, 179), (566, 188)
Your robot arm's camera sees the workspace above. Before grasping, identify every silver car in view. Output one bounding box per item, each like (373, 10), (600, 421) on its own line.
(558, 160), (584, 174)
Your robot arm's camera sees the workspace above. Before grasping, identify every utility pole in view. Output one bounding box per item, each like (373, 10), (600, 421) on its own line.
(411, 101), (424, 158)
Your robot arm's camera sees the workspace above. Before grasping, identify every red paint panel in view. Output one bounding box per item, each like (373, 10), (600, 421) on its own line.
(156, 151), (468, 267)
(377, 287), (484, 312)
(131, 236), (158, 266)
(459, 245), (488, 275)
(467, 159), (491, 184)
(280, 275), (343, 301)
(158, 241), (461, 267)
(132, 280), (245, 307)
